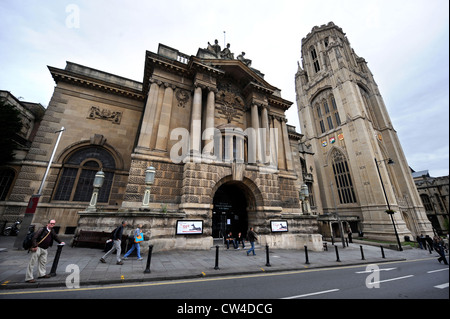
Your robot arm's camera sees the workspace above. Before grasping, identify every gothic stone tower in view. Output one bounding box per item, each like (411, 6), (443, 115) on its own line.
(295, 22), (433, 242)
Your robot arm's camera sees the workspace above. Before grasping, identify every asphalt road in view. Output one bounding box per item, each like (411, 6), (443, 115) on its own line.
(1, 257), (447, 301)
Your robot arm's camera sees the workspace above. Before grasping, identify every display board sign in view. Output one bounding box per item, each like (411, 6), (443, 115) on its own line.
(270, 220), (288, 232)
(176, 220), (203, 235)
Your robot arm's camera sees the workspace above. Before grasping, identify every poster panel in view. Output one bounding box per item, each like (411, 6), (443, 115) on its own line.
(270, 220), (288, 232)
(176, 220), (203, 235)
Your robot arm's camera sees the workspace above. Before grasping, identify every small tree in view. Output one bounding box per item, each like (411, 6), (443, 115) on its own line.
(0, 98), (23, 166)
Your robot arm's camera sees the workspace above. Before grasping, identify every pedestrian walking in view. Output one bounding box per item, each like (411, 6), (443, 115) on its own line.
(25, 219), (65, 283)
(246, 227), (258, 256)
(123, 224), (144, 260)
(100, 221), (127, 265)
(347, 228), (353, 243)
(425, 235), (434, 251)
(433, 236), (448, 265)
(420, 234), (427, 250)
(416, 235), (423, 249)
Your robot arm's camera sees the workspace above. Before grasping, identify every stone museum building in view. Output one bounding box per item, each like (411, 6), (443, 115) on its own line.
(412, 169), (449, 235)
(1, 38), (322, 251)
(1, 22), (435, 251)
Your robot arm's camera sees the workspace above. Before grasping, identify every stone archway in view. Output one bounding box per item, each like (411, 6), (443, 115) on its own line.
(210, 176), (262, 239)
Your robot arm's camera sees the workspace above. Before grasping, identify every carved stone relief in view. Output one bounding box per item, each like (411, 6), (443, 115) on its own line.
(175, 89), (190, 108)
(87, 106), (122, 124)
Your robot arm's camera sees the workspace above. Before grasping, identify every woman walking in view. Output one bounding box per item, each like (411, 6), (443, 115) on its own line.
(123, 224), (144, 260)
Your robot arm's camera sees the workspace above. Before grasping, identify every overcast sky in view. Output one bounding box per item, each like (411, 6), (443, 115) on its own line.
(1, 0), (448, 177)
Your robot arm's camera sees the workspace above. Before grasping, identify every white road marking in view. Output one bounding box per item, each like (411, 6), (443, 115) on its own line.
(282, 288), (340, 299)
(434, 283), (449, 289)
(355, 267), (396, 274)
(427, 268), (448, 274)
(366, 275), (414, 286)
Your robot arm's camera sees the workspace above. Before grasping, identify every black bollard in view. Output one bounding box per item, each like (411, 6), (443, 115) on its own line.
(428, 243), (432, 254)
(49, 243), (65, 277)
(380, 245), (385, 258)
(304, 245), (310, 264)
(214, 245), (220, 270)
(360, 245), (365, 260)
(265, 244), (271, 267)
(144, 244), (154, 273)
(331, 236), (334, 245)
(345, 238), (348, 247)
(335, 245), (341, 262)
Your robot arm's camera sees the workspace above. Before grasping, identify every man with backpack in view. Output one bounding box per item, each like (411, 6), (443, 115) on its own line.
(100, 221), (127, 265)
(25, 219), (65, 283)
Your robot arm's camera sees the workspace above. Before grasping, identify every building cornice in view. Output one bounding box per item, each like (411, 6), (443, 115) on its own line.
(48, 66), (145, 101)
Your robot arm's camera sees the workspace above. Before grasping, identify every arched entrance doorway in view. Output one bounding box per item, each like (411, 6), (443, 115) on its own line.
(212, 181), (253, 239)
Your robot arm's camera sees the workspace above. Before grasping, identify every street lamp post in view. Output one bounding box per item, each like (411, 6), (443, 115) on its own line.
(299, 183), (311, 215)
(87, 170), (105, 211)
(141, 166), (156, 210)
(374, 157), (402, 251)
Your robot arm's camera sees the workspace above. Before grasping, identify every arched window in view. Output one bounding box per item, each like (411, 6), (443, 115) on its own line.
(331, 150), (357, 204)
(0, 168), (15, 201)
(313, 93), (341, 134)
(53, 146), (115, 203)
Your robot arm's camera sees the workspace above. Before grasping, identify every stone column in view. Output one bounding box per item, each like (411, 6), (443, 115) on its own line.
(250, 103), (261, 163)
(269, 115), (278, 168)
(203, 87), (217, 159)
(136, 81), (160, 152)
(204, 88), (215, 132)
(281, 118), (293, 170)
(273, 117), (285, 170)
(190, 85), (203, 155)
(261, 105), (270, 164)
(154, 84), (174, 151)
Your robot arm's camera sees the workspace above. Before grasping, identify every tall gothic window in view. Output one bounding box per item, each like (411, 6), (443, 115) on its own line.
(332, 151), (357, 204)
(0, 168), (15, 201)
(310, 46), (320, 73)
(420, 194), (433, 211)
(331, 96), (341, 126)
(53, 146), (115, 203)
(313, 94), (341, 135)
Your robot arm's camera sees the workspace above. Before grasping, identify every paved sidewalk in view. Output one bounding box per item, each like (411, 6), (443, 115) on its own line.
(0, 236), (444, 290)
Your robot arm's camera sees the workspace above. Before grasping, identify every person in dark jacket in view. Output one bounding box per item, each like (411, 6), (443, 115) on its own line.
(433, 236), (448, 265)
(246, 227), (258, 256)
(236, 232), (245, 249)
(100, 221), (127, 265)
(25, 219), (65, 283)
(425, 235), (434, 251)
